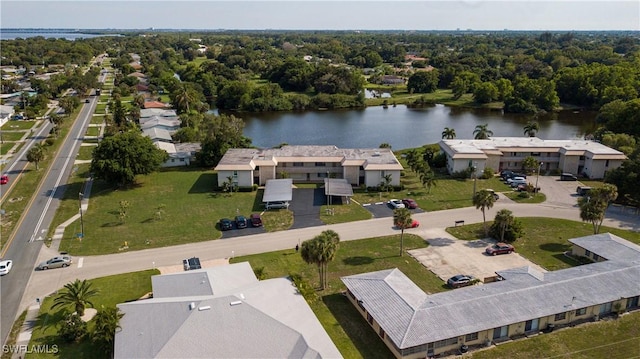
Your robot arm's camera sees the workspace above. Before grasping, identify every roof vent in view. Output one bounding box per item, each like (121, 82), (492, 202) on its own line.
(239, 293), (245, 300)
(189, 302), (196, 310)
(198, 306), (211, 311)
(373, 151), (381, 156)
(230, 301), (242, 306)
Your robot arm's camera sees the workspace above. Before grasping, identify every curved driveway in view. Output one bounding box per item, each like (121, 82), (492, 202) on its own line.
(21, 198), (640, 316)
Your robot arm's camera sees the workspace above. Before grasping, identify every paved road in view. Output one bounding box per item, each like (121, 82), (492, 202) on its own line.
(0, 94), (99, 345)
(19, 199), (640, 318)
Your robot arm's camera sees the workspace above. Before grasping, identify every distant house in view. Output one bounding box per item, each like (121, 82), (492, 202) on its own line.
(381, 75), (405, 85)
(143, 127), (173, 143)
(114, 262), (342, 358)
(0, 105), (15, 126)
(140, 108), (177, 119)
(140, 117), (181, 133)
(342, 233), (640, 358)
(142, 100), (169, 109)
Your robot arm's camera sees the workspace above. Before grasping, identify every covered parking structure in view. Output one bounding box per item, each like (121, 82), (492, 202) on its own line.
(324, 178), (353, 205)
(262, 179), (293, 204)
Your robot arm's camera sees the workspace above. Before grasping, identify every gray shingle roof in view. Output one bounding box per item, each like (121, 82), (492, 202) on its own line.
(342, 234), (640, 349)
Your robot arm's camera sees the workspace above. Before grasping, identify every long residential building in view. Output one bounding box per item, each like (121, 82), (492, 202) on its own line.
(214, 145), (403, 188)
(439, 137), (626, 179)
(342, 233), (640, 358)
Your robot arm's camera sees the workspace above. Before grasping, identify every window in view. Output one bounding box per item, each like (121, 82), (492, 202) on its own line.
(593, 254), (600, 261)
(554, 312), (566, 321)
(575, 308), (587, 316)
(600, 302), (612, 315)
(579, 156), (585, 161)
(293, 162), (304, 167)
(179, 158), (185, 162)
(532, 152), (540, 156)
(585, 249), (591, 257)
(318, 172), (328, 178)
(347, 290), (355, 300)
(315, 162), (326, 167)
(367, 313), (373, 324)
(605, 160), (610, 167)
(357, 300), (365, 311)
(233, 171), (238, 178)
(465, 332), (478, 341)
(433, 337), (458, 348)
(379, 327), (385, 339)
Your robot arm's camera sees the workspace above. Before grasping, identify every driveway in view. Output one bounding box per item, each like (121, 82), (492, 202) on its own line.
(535, 175), (584, 208)
(409, 228), (546, 283)
(289, 188), (325, 229)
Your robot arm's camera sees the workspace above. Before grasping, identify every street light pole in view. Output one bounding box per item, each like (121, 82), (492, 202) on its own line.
(472, 163), (477, 199)
(535, 162), (543, 195)
(79, 192), (84, 238)
(326, 171), (331, 208)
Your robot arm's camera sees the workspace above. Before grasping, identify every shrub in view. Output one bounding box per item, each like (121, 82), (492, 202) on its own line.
(451, 168), (473, 179)
(58, 313), (88, 343)
(45, 137), (56, 146)
(480, 167), (494, 179)
(489, 218), (525, 242)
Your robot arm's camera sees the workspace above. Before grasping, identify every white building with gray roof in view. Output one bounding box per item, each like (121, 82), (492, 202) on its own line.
(115, 262), (342, 358)
(341, 233), (640, 358)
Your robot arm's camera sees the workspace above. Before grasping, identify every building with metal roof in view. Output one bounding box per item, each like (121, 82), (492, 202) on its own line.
(115, 262), (342, 359)
(214, 145), (403, 188)
(439, 137), (626, 179)
(341, 233), (640, 358)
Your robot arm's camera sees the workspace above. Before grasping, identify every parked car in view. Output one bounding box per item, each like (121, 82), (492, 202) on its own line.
(485, 243), (515, 256)
(506, 176), (525, 185)
(485, 189), (500, 200)
(447, 274), (475, 288)
(510, 179), (527, 188)
(500, 170), (514, 180)
(402, 198), (418, 209)
(517, 184), (540, 192)
(266, 201), (289, 210)
(183, 257), (202, 271)
(37, 255), (72, 270)
(576, 186), (592, 196)
(0, 175), (8, 185)
(395, 219), (420, 228)
(561, 173), (578, 181)
(0, 260), (13, 275)
(219, 218), (233, 231)
(388, 199), (405, 209)
(235, 215), (248, 229)
(250, 213), (263, 227)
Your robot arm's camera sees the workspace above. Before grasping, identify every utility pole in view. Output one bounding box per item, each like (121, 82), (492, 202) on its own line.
(79, 192), (84, 238)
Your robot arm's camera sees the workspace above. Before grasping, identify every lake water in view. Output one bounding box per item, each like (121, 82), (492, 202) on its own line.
(235, 105), (597, 150)
(0, 31), (115, 40)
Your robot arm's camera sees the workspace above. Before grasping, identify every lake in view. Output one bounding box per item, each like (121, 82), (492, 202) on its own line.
(234, 105), (598, 150)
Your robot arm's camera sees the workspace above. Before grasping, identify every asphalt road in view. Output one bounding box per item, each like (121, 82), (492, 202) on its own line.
(0, 94), (98, 345)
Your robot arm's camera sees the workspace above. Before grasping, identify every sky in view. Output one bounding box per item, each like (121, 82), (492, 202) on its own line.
(1, 1), (639, 31)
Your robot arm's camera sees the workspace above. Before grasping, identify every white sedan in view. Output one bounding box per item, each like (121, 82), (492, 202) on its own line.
(0, 260), (13, 275)
(388, 199), (405, 209)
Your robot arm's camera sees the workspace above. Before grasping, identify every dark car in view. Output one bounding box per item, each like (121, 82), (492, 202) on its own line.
(500, 170), (514, 180)
(576, 186), (592, 196)
(485, 242), (515, 256)
(447, 274), (475, 288)
(561, 173), (578, 181)
(219, 218), (233, 231)
(235, 215), (248, 229)
(183, 257), (201, 271)
(402, 198), (418, 209)
(250, 213), (263, 227)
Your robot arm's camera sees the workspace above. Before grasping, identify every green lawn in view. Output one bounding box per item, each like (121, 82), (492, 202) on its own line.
(231, 234), (439, 359)
(94, 103), (106, 114)
(1, 131), (27, 142)
(90, 115), (105, 124)
(84, 126), (100, 137)
(1, 120), (37, 130)
(320, 202), (372, 224)
(0, 142), (15, 155)
(447, 218), (640, 271)
(76, 145), (96, 161)
(26, 269), (158, 359)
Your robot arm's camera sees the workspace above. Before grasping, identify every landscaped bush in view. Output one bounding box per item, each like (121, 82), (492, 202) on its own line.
(489, 218), (525, 243)
(237, 186), (255, 192)
(58, 313), (88, 343)
(451, 168), (473, 179)
(480, 167), (494, 179)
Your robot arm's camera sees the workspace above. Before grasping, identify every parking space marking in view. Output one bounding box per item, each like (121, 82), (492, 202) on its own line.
(77, 257), (84, 268)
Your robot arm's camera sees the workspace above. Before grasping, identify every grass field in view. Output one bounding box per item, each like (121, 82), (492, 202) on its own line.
(76, 145), (96, 161)
(26, 269), (158, 359)
(1, 131), (27, 142)
(84, 126), (100, 137)
(231, 234), (436, 359)
(1, 120), (37, 130)
(90, 115), (105, 124)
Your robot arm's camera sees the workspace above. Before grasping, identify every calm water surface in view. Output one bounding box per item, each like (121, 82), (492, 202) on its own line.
(237, 105), (597, 150)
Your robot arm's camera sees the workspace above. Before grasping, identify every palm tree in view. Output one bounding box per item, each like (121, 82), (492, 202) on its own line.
(300, 230), (340, 290)
(421, 170), (437, 193)
(91, 306), (124, 355)
(300, 239), (322, 288)
(493, 209), (514, 242)
(441, 127), (456, 139)
(523, 121), (540, 137)
(52, 279), (99, 316)
(26, 143), (45, 170)
(473, 189), (497, 236)
(393, 208), (413, 256)
(473, 124), (493, 139)
(380, 174), (393, 193)
(173, 83), (197, 114)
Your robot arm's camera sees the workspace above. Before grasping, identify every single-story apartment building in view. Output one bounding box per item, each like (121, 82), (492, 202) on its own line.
(115, 262), (342, 358)
(342, 233), (640, 358)
(214, 145), (403, 188)
(439, 137), (626, 179)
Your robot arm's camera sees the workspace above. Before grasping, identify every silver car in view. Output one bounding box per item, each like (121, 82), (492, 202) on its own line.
(37, 256), (72, 270)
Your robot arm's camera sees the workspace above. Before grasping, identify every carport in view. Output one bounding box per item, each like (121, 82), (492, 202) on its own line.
(324, 178), (353, 205)
(262, 178), (293, 203)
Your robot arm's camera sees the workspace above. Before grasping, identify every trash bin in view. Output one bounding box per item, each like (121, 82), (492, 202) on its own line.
(460, 344), (469, 353)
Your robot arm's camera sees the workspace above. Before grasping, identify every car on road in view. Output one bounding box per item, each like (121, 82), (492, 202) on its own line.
(388, 199), (405, 209)
(576, 186), (592, 196)
(0, 260), (13, 275)
(85, 99), (90, 103)
(485, 243), (515, 256)
(219, 218), (233, 231)
(396, 219), (420, 228)
(250, 213), (263, 227)
(485, 189), (500, 200)
(37, 255), (72, 270)
(447, 274), (475, 288)
(235, 215), (248, 229)
(0, 175), (8, 185)
(402, 198), (418, 209)
(266, 201), (289, 210)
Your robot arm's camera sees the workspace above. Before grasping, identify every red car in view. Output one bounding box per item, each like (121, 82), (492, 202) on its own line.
(402, 198), (418, 209)
(0, 175), (8, 185)
(485, 242), (515, 256)
(396, 219), (420, 229)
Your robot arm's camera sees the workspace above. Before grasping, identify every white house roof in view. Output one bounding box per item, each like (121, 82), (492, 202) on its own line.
(154, 141), (176, 153)
(342, 233), (640, 349)
(143, 128), (173, 142)
(116, 262), (342, 359)
(569, 233), (640, 263)
(140, 117), (181, 130)
(263, 179), (293, 202)
(140, 108), (177, 118)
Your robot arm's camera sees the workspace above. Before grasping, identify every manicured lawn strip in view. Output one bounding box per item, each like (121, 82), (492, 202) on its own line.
(261, 209), (294, 232)
(231, 234), (440, 359)
(45, 163), (91, 241)
(27, 269), (158, 359)
(446, 218), (640, 271)
(76, 145), (96, 161)
(320, 202), (372, 224)
(578, 180), (605, 188)
(0, 310), (27, 359)
(1, 131), (27, 142)
(85, 126), (100, 137)
(1, 120), (37, 130)
(94, 103), (106, 114)
(58, 169), (265, 255)
(503, 191), (546, 203)
(90, 115), (105, 124)
(0, 142), (15, 155)
(470, 311), (640, 359)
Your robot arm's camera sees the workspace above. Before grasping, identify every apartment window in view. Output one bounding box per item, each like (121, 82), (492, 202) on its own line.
(347, 290), (355, 300)
(532, 152), (540, 156)
(575, 308), (587, 316)
(554, 312), (566, 321)
(318, 172), (328, 178)
(233, 171), (238, 178)
(593, 254), (600, 261)
(465, 332), (478, 341)
(379, 327), (385, 339)
(585, 249), (591, 257)
(315, 162), (326, 167)
(605, 160), (610, 167)
(293, 162), (304, 167)
(434, 337), (458, 348)
(357, 300), (365, 311)
(255, 166), (260, 170)
(367, 312), (373, 324)
(579, 156), (585, 161)
(600, 302), (612, 315)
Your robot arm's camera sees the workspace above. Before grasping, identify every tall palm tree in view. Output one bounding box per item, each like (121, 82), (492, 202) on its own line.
(493, 209), (514, 242)
(91, 306), (124, 355)
(380, 174), (393, 193)
(523, 121), (540, 137)
(441, 127), (456, 139)
(173, 83), (197, 114)
(421, 170), (437, 193)
(393, 208), (413, 256)
(473, 124), (493, 139)
(473, 189), (497, 236)
(317, 230), (340, 289)
(52, 279), (99, 316)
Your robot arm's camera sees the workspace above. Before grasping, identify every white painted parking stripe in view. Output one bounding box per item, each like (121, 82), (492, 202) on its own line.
(77, 257), (84, 268)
